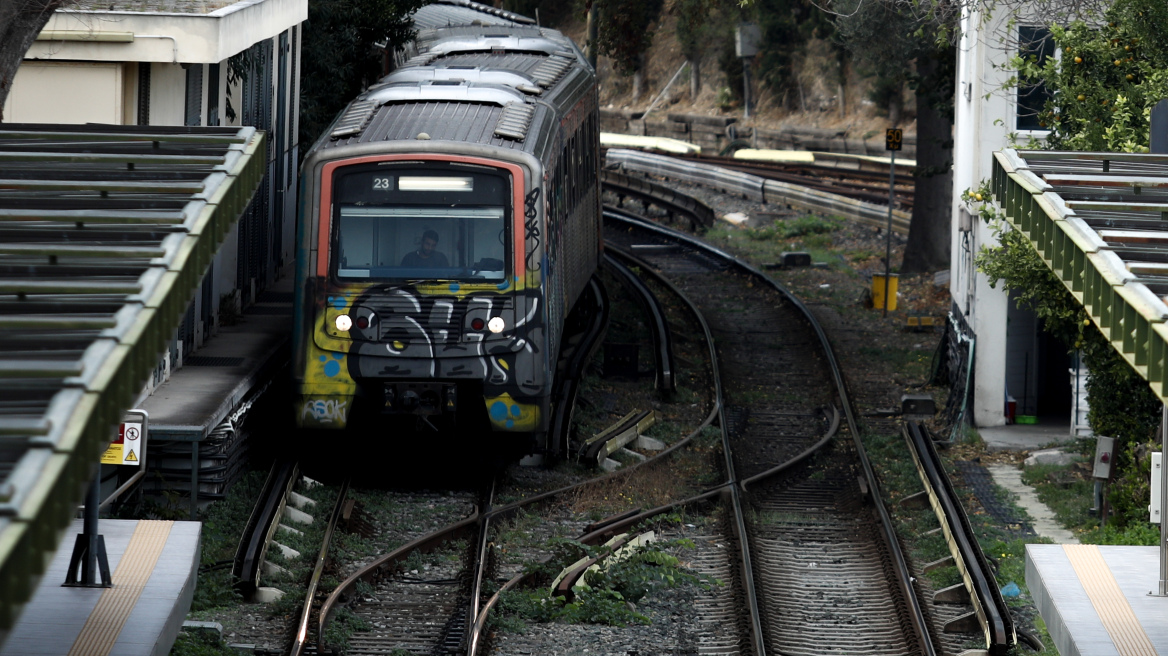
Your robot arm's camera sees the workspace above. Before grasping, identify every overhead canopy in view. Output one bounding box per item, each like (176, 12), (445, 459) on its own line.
(0, 123), (265, 630)
(994, 149), (1168, 402)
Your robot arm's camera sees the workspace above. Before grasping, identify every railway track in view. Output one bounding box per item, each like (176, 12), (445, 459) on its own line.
(604, 211), (929, 655)
(227, 182), (1013, 656)
(316, 487), (487, 655)
(606, 148), (913, 234)
(683, 152), (916, 193)
(602, 178), (1019, 654)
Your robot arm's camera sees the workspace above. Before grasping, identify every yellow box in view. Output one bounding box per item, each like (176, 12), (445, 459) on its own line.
(872, 273), (899, 311)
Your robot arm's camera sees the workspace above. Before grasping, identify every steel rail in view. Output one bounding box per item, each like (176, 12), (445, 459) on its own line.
(682, 152), (916, 188)
(471, 485), (730, 656)
(550, 276), (610, 458)
(232, 458), (300, 599)
(321, 393), (723, 655)
(605, 243), (766, 656)
(904, 421), (1016, 653)
(694, 159), (915, 207)
(601, 169), (716, 230)
(321, 368), (724, 652)
(290, 479), (352, 656)
(603, 208), (937, 656)
(602, 252), (676, 393)
(739, 405), (840, 490)
(466, 479), (496, 648)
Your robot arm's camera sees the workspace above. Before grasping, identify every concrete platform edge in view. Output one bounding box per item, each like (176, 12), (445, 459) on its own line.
(1027, 544), (1081, 656)
(148, 337), (289, 440)
(152, 533), (201, 656)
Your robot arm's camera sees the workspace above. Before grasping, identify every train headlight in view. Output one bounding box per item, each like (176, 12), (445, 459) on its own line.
(487, 317), (505, 334)
(335, 314), (353, 331)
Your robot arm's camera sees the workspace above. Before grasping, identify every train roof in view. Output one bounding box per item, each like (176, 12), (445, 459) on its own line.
(314, 4), (592, 161)
(410, 0), (534, 30)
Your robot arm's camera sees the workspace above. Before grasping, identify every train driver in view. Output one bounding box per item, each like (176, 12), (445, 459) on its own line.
(401, 229), (449, 268)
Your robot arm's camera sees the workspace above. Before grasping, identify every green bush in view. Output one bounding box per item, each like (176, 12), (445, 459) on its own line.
(1013, 0), (1168, 151)
(170, 631), (237, 656)
(746, 215), (840, 241)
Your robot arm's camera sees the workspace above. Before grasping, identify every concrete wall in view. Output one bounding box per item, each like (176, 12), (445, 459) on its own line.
(148, 62), (187, 126)
(950, 5), (1053, 427)
(600, 110), (918, 158)
(3, 61), (125, 123)
(25, 0), (306, 64)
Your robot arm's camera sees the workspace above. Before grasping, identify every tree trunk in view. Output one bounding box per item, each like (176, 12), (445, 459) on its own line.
(837, 50), (848, 119)
(632, 61), (644, 103)
(888, 86), (902, 127)
(689, 58), (700, 99)
(900, 51), (953, 273)
(0, 0), (66, 120)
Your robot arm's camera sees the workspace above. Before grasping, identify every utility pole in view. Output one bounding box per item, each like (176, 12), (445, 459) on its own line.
(735, 24), (760, 120)
(883, 128), (902, 317)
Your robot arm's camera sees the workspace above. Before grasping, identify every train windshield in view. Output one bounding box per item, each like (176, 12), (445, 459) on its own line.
(332, 166), (509, 282)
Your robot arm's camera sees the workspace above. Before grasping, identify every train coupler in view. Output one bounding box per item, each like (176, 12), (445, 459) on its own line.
(383, 382), (458, 416)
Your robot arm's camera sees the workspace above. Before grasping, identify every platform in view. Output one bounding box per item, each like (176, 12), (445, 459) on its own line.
(137, 276), (292, 516)
(141, 280), (292, 442)
(1027, 544), (1168, 656)
(0, 519), (200, 656)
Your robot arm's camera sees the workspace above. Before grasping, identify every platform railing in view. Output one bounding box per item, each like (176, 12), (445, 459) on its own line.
(0, 124), (266, 630)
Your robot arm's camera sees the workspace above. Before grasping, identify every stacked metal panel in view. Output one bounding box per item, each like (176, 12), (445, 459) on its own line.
(994, 149), (1168, 403)
(0, 123), (265, 629)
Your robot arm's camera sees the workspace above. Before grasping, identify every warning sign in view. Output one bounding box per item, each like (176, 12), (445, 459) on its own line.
(101, 420), (145, 466)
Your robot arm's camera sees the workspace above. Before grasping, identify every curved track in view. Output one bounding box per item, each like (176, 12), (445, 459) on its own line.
(604, 208), (934, 656)
(605, 174), (1018, 654)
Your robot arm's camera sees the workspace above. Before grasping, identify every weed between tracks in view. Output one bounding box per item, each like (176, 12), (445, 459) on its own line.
(491, 520), (715, 632)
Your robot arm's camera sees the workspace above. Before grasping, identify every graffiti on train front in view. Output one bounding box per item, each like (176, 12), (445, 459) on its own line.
(334, 285), (547, 398)
(301, 398), (349, 424)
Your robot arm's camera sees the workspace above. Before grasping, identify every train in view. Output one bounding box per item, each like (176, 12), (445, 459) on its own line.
(291, 0), (602, 451)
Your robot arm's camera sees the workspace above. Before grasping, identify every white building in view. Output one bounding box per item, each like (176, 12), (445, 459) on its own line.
(949, 7), (1088, 431)
(4, 0), (306, 358)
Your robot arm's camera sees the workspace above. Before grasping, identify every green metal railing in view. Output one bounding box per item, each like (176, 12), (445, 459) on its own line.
(993, 149), (1168, 403)
(0, 124), (266, 629)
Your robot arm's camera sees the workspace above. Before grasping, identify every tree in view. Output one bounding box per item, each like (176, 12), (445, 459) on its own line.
(831, 0), (957, 272)
(0, 0), (71, 120)
(754, 0), (837, 109)
(1017, 0), (1168, 152)
(675, 0), (710, 99)
(297, 0), (424, 149)
(592, 0), (664, 101)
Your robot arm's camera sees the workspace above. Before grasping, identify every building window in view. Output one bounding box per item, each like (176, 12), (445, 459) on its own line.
(1017, 26), (1054, 131)
(207, 63), (220, 127)
(185, 64), (203, 127)
(137, 64), (151, 125)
